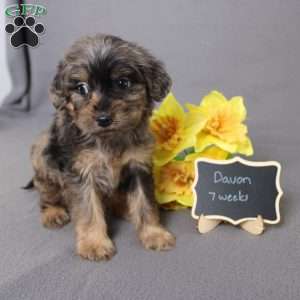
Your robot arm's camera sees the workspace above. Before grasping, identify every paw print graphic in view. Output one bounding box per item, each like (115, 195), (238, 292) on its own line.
(5, 16), (45, 48)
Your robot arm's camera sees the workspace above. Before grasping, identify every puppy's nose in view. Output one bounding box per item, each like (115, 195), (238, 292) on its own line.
(97, 114), (113, 127)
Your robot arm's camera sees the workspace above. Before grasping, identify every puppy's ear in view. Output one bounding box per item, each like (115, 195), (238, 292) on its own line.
(49, 61), (69, 109)
(145, 57), (172, 102)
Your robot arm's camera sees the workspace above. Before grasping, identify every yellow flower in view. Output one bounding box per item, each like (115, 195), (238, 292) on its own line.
(154, 160), (195, 207)
(154, 146), (229, 208)
(185, 146), (229, 162)
(150, 92), (205, 166)
(186, 91), (254, 156)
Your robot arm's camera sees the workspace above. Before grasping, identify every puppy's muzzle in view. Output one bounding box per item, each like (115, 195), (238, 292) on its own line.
(97, 113), (113, 127)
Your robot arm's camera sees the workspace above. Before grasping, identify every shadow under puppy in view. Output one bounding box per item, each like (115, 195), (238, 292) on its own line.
(30, 34), (175, 261)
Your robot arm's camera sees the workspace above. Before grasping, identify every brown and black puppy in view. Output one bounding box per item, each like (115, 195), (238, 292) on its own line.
(30, 34), (175, 261)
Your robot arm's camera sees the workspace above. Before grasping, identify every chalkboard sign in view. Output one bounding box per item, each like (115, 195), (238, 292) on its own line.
(191, 157), (283, 225)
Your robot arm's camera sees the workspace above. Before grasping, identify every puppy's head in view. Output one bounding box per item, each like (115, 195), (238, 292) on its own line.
(50, 34), (171, 135)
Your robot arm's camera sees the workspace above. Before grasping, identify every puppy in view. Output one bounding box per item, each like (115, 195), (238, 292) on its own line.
(30, 34), (175, 261)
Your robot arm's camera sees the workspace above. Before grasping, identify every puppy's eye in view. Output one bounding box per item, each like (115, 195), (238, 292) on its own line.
(116, 78), (131, 89)
(76, 82), (89, 96)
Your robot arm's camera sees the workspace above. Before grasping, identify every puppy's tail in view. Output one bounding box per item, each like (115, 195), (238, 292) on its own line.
(22, 178), (34, 190)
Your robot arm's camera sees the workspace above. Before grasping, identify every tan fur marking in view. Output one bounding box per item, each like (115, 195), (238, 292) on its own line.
(41, 206), (70, 228)
(90, 92), (101, 105)
(139, 224), (176, 251)
(31, 131), (64, 187)
(31, 131), (49, 173)
(122, 144), (153, 167)
(76, 233), (115, 261)
(75, 185), (115, 261)
(69, 68), (89, 82)
(66, 102), (74, 111)
(127, 180), (149, 228)
(126, 177), (175, 251)
(73, 148), (119, 192)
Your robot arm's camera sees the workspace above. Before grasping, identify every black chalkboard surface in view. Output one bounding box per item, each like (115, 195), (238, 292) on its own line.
(192, 157), (283, 225)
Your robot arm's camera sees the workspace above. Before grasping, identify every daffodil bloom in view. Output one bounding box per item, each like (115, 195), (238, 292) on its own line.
(185, 146), (229, 162)
(154, 160), (195, 207)
(154, 146), (229, 208)
(186, 91), (254, 156)
(150, 93), (205, 166)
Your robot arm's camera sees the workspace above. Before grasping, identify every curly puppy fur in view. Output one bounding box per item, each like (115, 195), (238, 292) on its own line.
(30, 34), (175, 261)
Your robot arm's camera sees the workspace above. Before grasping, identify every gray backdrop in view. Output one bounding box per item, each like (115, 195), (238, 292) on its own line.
(1, 1), (300, 299)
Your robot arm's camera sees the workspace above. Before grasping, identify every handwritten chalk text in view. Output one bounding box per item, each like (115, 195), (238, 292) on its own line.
(214, 171), (252, 185)
(208, 191), (249, 202)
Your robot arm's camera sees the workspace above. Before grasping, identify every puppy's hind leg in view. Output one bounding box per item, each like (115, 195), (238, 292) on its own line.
(34, 177), (70, 229)
(31, 132), (70, 228)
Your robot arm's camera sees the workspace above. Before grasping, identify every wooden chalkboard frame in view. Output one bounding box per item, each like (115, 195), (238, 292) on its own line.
(191, 156), (283, 225)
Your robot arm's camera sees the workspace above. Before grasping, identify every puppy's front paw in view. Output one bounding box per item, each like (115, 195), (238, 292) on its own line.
(41, 206), (70, 228)
(77, 236), (116, 261)
(139, 225), (176, 251)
